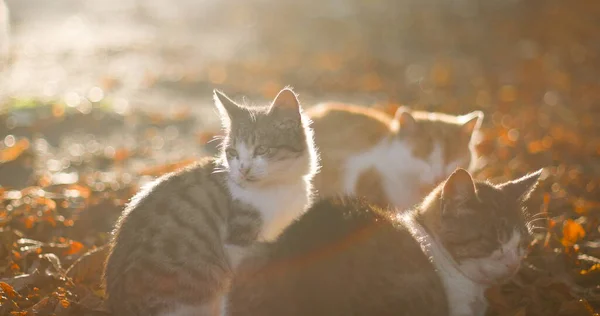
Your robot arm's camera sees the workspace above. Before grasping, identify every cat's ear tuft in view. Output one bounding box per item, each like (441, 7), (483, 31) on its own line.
(394, 107), (417, 133)
(269, 88), (301, 118)
(214, 89), (244, 120)
(442, 168), (476, 204)
(499, 169), (544, 202)
(460, 111), (484, 135)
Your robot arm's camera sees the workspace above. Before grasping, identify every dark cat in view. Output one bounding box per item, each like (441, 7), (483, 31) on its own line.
(228, 168), (542, 316)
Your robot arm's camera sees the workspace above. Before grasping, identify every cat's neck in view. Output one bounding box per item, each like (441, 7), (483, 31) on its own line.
(402, 213), (488, 316)
(408, 212), (465, 276)
(413, 186), (446, 236)
(227, 177), (312, 242)
(228, 176), (311, 192)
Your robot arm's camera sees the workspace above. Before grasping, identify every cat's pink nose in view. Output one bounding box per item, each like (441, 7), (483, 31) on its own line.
(240, 167), (251, 176)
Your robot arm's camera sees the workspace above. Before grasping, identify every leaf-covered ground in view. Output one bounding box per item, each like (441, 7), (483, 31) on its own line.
(1, 0), (600, 315)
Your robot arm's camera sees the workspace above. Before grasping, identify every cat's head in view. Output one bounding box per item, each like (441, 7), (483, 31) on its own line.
(214, 88), (318, 188)
(424, 168), (542, 285)
(392, 107), (483, 190)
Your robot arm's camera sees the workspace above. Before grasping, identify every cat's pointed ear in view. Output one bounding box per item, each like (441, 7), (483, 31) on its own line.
(498, 169), (543, 202)
(268, 88), (301, 119)
(459, 111), (484, 135)
(394, 106), (417, 133)
(214, 89), (245, 122)
(442, 168), (476, 204)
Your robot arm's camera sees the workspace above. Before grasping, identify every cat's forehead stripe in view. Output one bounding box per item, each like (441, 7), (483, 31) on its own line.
(236, 142), (253, 159)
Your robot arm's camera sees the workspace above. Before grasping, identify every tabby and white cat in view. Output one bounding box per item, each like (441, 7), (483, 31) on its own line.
(307, 102), (484, 209)
(228, 168), (542, 316)
(103, 88), (318, 316)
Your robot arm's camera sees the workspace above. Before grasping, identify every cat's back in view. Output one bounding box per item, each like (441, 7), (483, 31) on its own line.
(104, 156), (233, 314)
(106, 156), (230, 258)
(229, 197), (448, 316)
(307, 103), (394, 198)
(115, 156), (227, 225)
(307, 102), (392, 152)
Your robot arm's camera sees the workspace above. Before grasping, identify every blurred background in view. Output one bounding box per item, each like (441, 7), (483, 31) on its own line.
(0, 0), (599, 315)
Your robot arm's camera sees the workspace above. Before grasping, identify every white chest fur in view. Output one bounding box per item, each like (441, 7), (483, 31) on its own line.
(344, 139), (443, 208)
(228, 179), (311, 242)
(402, 215), (488, 316)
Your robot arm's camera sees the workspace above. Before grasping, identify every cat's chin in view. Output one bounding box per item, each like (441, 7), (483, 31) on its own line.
(462, 265), (520, 285)
(231, 177), (262, 188)
(230, 175), (286, 188)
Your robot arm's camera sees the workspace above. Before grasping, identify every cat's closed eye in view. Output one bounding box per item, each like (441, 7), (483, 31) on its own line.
(226, 148), (239, 158)
(254, 145), (271, 156)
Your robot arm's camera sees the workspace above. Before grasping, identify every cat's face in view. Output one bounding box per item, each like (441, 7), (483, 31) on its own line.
(394, 108), (483, 191)
(214, 88), (316, 188)
(435, 169), (542, 284)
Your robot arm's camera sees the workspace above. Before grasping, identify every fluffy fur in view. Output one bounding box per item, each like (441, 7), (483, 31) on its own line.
(103, 88), (318, 316)
(307, 102), (483, 210)
(228, 168), (542, 316)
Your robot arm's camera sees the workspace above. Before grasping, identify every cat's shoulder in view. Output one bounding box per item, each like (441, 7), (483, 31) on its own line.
(128, 157), (225, 204)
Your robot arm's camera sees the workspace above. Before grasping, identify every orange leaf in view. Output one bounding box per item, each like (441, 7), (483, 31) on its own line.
(67, 184), (91, 199)
(0, 138), (30, 162)
(24, 215), (35, 229)
(114, 148), (131, 161)
(45, 216), (57, 227)
(60, 299), (70, 308)
(65, 240), (84, 255)
(12, 250), (21, 259)
(0, 281), (18, 298)
(561, 219), (586, 247)
(37, 197), (56, 211)
(10, 262), (20, 272)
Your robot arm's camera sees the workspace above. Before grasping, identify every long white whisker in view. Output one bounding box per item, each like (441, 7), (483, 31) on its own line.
(527, 226), (547, 233)
(212, 169), (229, 174)
(528, 212), (548, 220)
(529, 225), (546, 230)
(526, 218), (548, 225)
(208, 136), (224, 144)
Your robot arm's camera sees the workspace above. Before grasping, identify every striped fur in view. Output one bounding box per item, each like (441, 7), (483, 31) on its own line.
(103, 88), (318, 316)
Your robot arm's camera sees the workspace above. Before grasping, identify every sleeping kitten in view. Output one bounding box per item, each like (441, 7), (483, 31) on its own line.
(103, 88), (318, 316)
(307, 102), (483, 209)
(228, 168), (541, 316)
